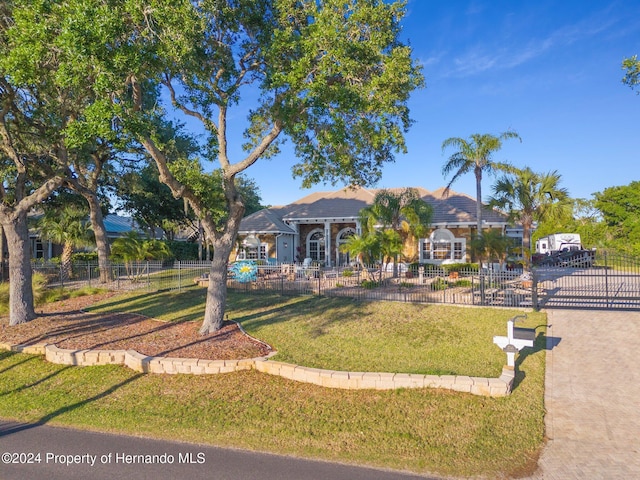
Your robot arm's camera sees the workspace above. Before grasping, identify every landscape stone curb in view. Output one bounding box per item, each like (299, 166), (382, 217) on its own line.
(0, 340), (514, 397)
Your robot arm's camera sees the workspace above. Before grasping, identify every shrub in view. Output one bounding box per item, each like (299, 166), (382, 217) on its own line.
(163, 240), (199, 261)
(361, 280), (379, 289)
(342, 269), (354, 277)
(431, 278), (449, 291)
(0, 273), (49, 315)
(71, 252), (99, 262)
(443, 263), (478, 273)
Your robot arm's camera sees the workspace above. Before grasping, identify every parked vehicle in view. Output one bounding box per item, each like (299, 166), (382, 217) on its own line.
(534, 248), (595, 268)
(535, 233), (582, 255)
(533, 233), (595, 268)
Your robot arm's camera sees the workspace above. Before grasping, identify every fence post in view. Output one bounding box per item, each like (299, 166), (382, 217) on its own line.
(177, 260), (181, 292)
(532, 271), (539, 310)
(604, 251), (610, 308)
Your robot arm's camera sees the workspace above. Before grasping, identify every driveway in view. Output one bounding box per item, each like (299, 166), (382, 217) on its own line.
(528, 309), (640, 479)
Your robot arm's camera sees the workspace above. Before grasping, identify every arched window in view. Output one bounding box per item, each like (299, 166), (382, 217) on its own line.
(306, 229), (325, 262)
(336, 227), (356, 266)
(420, 229), (466, 264)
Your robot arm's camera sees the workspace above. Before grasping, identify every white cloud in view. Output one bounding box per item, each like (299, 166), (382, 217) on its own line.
(443, 8), (622, 78)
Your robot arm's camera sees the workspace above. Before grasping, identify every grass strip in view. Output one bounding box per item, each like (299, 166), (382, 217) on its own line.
(0, 343), (544, 478)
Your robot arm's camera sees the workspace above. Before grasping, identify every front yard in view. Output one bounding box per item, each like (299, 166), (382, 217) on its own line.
(0, 289), (546, 478)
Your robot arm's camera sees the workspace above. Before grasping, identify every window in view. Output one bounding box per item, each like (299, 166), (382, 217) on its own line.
(454, 241), (464, 260)
(421, 241), (432, 260)
(307, 230), (325, 262)
(336, 228), (356, 265)
(420, 229), (466, 263)
(31, 239), (45, 259)
(238, 243), (268, 260)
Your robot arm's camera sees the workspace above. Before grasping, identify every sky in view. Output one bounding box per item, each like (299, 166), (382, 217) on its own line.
(177, 0), (640, 208)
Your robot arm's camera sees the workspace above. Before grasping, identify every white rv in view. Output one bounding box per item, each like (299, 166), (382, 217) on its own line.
(535, 233), (582, 255)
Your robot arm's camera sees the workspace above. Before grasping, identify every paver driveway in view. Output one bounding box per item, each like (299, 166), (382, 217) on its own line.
(528, 309), (640, 479)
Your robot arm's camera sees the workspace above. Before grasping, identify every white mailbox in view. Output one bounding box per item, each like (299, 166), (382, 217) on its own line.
(493, 315), (536, 367)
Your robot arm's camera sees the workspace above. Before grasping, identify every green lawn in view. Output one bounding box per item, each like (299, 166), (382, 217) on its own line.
(0, 289), (547, 478)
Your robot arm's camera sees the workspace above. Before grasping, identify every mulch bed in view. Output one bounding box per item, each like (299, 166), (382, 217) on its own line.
(0, 293), (272, 361)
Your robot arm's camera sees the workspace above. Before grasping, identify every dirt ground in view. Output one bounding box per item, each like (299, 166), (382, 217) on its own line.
(0, 293), (272, 360)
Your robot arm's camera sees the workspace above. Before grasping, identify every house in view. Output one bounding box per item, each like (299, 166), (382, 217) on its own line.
(236, 186), (524, 266)
(28, 214), (146, 260)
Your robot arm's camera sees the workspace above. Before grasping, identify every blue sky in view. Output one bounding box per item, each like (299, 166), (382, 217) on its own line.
(185, 0), (640, 207)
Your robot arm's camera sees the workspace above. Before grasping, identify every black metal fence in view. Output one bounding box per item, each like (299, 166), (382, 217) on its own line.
(533, 250), (640, 309)
(226, 263), (535, 308)
(25, 249), (640, 310)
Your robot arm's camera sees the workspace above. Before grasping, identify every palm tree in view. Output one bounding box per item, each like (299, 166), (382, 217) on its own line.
(469, 229), (514, 269)
(489, 167), (570, 269)
(37, 206), (95, 282)
(441, 131), (521, 237)
(339, 233), (379, 281)
(111, 231), (171, 281)
(360, 188), (432, 277)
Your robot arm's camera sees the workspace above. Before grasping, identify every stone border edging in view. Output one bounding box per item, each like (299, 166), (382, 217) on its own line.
(0, 341), (514, 397)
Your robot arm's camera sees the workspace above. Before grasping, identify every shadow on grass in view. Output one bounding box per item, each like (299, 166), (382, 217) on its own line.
(0, 365), (73, 398)
(231, 294), (366, 336)
(0, 352), (38, 375)
(0, 372), (144, 437)
(87, 289), (207, 323)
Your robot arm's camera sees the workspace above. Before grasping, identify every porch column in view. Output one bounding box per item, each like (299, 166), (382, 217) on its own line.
(291, 223), (299, 262)
(324, 221), (331, 267)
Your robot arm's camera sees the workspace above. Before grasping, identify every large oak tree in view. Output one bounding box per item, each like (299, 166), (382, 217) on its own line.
(7, 0), (424, 334)
(147, 0), (424, 334)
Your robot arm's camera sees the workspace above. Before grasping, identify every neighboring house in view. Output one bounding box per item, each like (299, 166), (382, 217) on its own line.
(28, 214), (146, 260)
(236, 186), (524, 266)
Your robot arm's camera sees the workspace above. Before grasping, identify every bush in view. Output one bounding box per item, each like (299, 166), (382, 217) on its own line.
(71, 252), (99, 262)
(163, 240), (200, 261)
(361, 280), (379, 289)
(443, 263), (478, 273)
(431, 278), (449, 291)
(342, 269), (354, 277)
(408, 262), (479, 275)
(39, 285), (107, 304)
(0, 273), (48, 315)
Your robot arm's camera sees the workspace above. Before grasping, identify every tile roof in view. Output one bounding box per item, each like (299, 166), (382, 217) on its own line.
(238, 207), (296, 234)
(103, 214), (142, 234)
(239, 186), (507, 232)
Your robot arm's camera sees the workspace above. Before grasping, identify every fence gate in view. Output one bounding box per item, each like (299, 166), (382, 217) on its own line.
(533, 251), (640, 310)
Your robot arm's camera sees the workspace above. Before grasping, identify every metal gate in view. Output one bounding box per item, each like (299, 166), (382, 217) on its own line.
(533, 251), (640, 310)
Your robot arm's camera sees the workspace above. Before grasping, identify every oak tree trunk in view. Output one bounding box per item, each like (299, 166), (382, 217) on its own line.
(199, 239), (234, 335)
(85, 193), (112, 283)
(4, 213), (36, 325)
(198, 201), (244, 335)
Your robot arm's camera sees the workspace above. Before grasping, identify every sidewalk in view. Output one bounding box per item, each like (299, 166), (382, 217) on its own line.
(528, 309), (640, 479)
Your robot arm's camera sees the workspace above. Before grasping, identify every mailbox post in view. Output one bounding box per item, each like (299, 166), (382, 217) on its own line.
(493, 315), (536, 367)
